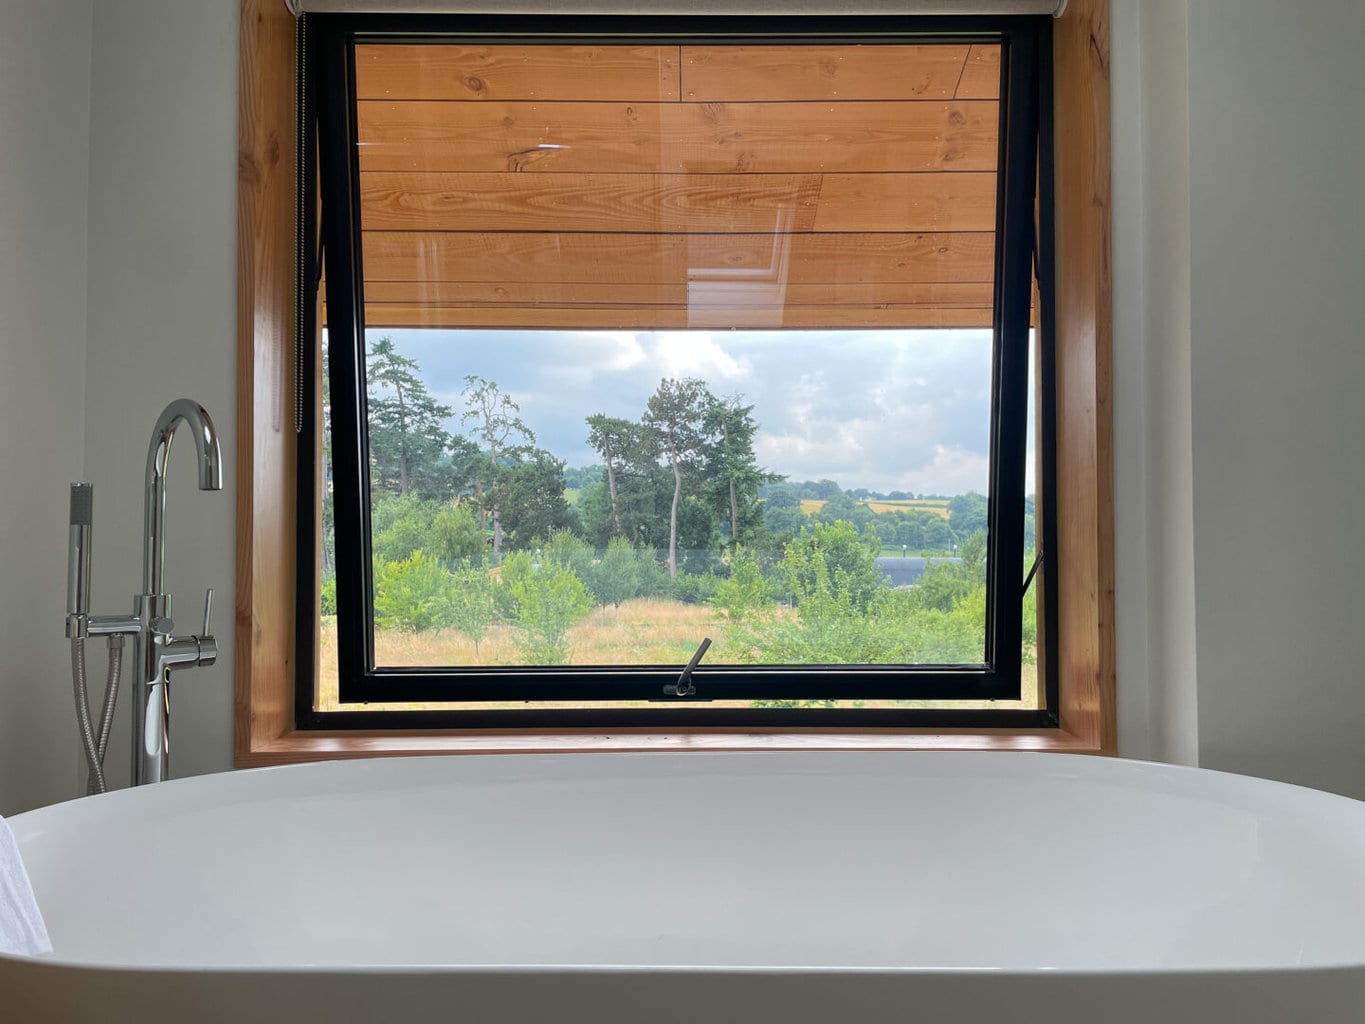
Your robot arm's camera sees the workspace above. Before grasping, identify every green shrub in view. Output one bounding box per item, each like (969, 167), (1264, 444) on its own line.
(447, 566), (498, 655)
(710, 548), (771, 620)
(670, 571), (722, 605)
(371, 493), (434, 565)
(589, 536), (642, 608)
(430, 503), (486, 563)
(372, 550), (454, 632)
(778, 521), (882, 613)
(543, 528), (595, 580)
(632, 549), (672, 598)
(507, 560), (593, 665)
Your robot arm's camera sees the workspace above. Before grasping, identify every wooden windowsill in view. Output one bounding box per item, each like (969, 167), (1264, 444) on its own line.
(236, 726), (1103, 769)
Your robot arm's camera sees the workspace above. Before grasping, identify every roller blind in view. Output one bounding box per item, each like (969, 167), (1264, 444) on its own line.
(287, 2), (1065, 15)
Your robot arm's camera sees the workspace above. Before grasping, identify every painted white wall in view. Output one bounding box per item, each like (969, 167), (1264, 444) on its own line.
(81, 0), (240, 791)
(0, 0), (95, 815)
(1113, 0), (1365, 796)
(1184, 0), (1365, 796)
(1109, 0), (1199, 765)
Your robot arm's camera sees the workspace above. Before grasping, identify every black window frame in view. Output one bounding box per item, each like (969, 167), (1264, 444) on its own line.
(296, 11), (1059, 731)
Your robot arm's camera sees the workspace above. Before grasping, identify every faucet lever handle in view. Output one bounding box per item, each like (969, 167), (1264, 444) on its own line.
(201, 588), (214, 637)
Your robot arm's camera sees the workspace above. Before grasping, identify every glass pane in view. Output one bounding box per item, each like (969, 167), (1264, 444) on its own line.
(318, 328), (339, 709)
(344, 39), (1002, 675)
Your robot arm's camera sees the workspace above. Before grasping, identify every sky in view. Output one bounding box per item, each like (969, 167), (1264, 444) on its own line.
(365, 327), (1032, 497)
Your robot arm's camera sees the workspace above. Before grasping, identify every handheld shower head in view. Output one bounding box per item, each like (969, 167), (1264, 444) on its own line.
(66, 483), (93, 637)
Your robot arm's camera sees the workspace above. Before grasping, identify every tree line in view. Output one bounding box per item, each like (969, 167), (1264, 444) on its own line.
(340, 336), (780, 576)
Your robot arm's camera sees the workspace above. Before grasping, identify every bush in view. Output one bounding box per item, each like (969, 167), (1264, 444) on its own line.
(669, 571), (722, 605)
(543, 528), (594, 579)
(778, 521), (882, 613)
(372, 550), (454, 632)
(730, 523), (988, 666)
(507, 560), (593, 665)
(319, 574), (337, 616)
(589, 537), (642, 608)
(430, 503), (486, 563)
(447, 566), (498, 655)
(710, 548), (771, 620)
(632, 549), (672, 599)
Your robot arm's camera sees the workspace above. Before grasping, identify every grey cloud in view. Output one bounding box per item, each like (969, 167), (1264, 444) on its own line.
(370, 327), (994, 494)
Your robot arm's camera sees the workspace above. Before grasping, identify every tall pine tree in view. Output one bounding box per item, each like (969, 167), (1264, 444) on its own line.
(366, 336), (456, 499)
(703, 394), (780, 550)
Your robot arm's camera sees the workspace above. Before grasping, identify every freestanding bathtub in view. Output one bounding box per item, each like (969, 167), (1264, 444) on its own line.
(4, 751), (1365, 1023)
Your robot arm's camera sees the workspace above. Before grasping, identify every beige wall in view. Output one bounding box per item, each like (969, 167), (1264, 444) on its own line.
(0, 0), (95, 814)
(0, 0), (237, 814)
(1110, 0), (1198, 765)
(81, 0), (240, 791)
(1183, 0), (1365, 795)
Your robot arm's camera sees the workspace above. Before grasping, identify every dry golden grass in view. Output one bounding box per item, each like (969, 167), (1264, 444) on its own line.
(319, 598), (743, 711)
(314, 597), (1038, 713)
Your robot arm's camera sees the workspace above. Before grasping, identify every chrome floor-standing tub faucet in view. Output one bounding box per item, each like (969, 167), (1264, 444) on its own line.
(65, 399), (222, 790)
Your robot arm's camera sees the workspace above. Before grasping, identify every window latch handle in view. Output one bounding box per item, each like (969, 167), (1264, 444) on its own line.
(664, 637), (711, 697)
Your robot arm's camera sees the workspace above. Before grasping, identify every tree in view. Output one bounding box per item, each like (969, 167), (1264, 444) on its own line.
(503, 553), (593, 665)
(923, 515), (953, 552)
(367, 336), (456, 499)
(461, 375), (535, 553)
(760, 486), (806, 538)
(642, 377), (713, 578)
(815, 491), (858, 522)
(447, 566), (498, 657)
(703, 395), (779, 550)
(430, 503), (485, 564)
(590, 536), (643, 609)
(372, 550), (454, 632)
(711, 547), (771, 621)
(543, 528), (595, 581)
(585, 414), (638, 539)
(948, 491), (989, 539)
(912, 530), (987, 613)
(778, 521), (883, 614)
(370, 493), (436, 565)
(492, 449), (576, 550)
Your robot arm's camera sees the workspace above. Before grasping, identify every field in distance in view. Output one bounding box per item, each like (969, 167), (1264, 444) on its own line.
(799, 497), (951, 518)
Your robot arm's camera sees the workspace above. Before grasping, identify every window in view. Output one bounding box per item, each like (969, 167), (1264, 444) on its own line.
(296, 12), (1057, 730)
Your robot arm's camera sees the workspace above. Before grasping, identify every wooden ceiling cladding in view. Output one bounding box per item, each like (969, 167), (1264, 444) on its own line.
(349, 42), (1002, 331)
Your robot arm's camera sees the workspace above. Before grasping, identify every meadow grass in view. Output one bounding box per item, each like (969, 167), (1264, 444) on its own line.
(315, 597), (1037, 713)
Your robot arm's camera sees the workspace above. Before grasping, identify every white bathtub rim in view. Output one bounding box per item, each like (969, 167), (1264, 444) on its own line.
(12, 747), (1365, 819)
(10, 952), (1365, 980)
(10, 750), (1365, 976)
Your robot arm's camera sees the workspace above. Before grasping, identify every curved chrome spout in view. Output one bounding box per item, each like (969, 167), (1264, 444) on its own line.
(142, 399), (222, 597)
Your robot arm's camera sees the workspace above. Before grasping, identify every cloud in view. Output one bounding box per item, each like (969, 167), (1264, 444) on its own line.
(649, 331), (750, 381)
(366, 327), (997, 494)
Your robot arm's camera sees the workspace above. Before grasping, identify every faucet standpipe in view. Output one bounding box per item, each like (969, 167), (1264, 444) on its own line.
(65, 400), (222, 792)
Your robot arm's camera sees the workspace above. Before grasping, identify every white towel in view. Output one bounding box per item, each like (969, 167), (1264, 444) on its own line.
(0, 815), (52, 957)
